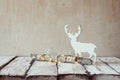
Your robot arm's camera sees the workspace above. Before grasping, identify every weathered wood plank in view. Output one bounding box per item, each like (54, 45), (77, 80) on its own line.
(58, 63), (88, 80)
(0, 57), (33, 80)
(98, 57), (120, 63)
(0, 56), (16, 70)
(27, 61), (57, 80)
(91, 75), (120, 80)
(98, 57), (120, 74)
(84, 59), (120, 80)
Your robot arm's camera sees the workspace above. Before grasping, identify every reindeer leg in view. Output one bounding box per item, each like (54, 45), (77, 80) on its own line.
(93, 52), (96, 62)
(89, 53), (92, 58)
(89, 51), (96, 63)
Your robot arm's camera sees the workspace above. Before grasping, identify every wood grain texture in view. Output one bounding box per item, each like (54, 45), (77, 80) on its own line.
(0, 0), (120, 57)
(0, 57), (33, 76)
(58, 63), (88, 80)
(27, 61), (57, 80)
(0, 57), (119, 80)
(99, 57), (120, 74)
(84, 59), (120, 80)
(98, 57), (120, 62)
(58, 63), (86, 75)
(0, 56), (16, 69)
(91, 75), (120, 80)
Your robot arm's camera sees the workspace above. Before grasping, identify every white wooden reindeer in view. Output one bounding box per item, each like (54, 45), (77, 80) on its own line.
(64, 24), (97, 62)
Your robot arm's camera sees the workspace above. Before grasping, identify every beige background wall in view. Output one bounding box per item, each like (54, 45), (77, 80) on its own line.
(0, 0), (120, 57)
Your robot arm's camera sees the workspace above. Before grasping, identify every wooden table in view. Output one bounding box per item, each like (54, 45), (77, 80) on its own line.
(0, 56), (120, 80)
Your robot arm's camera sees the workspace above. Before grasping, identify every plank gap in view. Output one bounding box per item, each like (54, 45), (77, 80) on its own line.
(98, 58), (120, 74)
(24, 59), (35, 78)
(0, 56), (17, 70)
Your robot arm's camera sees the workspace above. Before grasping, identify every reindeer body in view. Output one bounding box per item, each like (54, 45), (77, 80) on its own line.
(64, 24), (97, 62)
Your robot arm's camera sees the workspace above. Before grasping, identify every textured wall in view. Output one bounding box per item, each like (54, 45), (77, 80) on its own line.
(0, 0), (120, 56)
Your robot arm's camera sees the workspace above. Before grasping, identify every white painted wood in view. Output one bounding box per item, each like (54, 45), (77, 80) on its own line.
(0, 56), (16, 68)
(84, 59), (119, 75)
(58, 63), (86, 75)
(0, 57), (33, 76)
(99, 57), (120, 73)
(27, 61), (57, 76)
(58, 63), (88, 80)
(98, 57), (120, 63)
(94, 75), (120, 80)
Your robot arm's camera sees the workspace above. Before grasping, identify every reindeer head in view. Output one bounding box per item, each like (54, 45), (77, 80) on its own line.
(64, 24), (81, 40)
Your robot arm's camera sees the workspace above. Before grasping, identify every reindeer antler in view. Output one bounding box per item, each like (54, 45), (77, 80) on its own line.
(65, 24), (81, 38)
(74, 25), (81, 37)
(64, 24), (73, 38)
